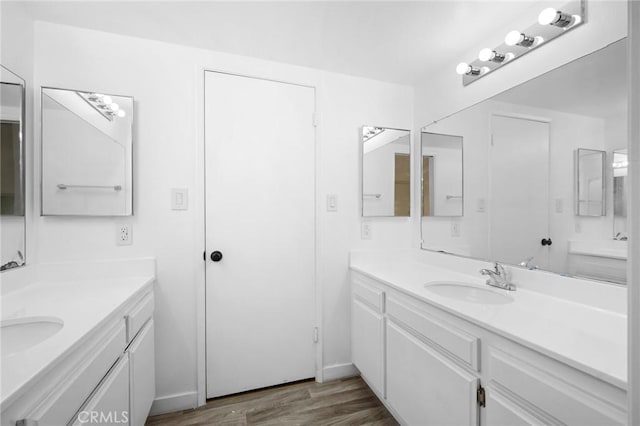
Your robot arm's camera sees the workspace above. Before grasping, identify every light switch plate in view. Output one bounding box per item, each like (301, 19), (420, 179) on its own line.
(477, 198), (486, 213)
(327, 194), (338, 212)
(171, 188), (189, 210)
(451, 222), (461, 238)
(555, 198), (563, 213)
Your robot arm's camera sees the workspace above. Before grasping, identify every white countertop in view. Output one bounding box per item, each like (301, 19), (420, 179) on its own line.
(1, 271), (154, 408)
(350, 250), (627, 390)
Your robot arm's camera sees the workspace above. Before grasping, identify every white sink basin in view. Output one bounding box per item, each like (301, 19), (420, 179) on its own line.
(1, 316), (64, 357)
(424, 281), (514, 304)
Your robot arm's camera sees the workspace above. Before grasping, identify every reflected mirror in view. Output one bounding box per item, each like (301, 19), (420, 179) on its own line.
(421, 132), (463, 217)
(1, 66), (26, 271)
(420, 38), (627, 284)
(613, 148), (628, 240)
(41, 87), (133, 216)
(575, 149), (606, 217)
(362, 126), (411, 217)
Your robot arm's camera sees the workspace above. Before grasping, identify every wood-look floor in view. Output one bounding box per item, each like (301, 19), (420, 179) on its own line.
(145, 376), (398, 426)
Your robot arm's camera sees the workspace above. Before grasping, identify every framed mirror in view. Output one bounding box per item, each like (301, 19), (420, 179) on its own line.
(575, 149), (606, 217)
(613, 148), (628, 240)
(420, 38), (627, 283)
(1, 66), (26, 271)
(41, 87), (134, 216)
(362, 126), (411, 217)
(421, 132), (463, 217)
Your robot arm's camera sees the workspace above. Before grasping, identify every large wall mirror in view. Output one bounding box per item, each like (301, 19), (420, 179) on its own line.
(362, 126), (411, 217)
(1, 66), (26, 271)
(421, 38), (627, 284)
(41, 87), (133, 216)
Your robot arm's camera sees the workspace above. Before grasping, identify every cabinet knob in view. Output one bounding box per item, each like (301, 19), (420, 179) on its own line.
(541, 238), (553, 246)
(210, 251), (223, 262)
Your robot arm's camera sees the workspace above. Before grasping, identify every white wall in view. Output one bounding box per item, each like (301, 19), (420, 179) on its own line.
(28, 20), (414, 409)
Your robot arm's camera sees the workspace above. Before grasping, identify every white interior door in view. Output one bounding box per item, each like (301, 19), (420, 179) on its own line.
(490, 115), (550, 269)
(204, 71), (316, 398)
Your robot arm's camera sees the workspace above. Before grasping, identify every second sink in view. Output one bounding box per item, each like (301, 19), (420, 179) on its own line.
(424, 281), (514, 304)
(1, 316), (64, 357)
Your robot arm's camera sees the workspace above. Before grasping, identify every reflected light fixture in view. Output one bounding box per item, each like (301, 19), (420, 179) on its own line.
(81, 92), (127, 120)
(538, 7), (581, 28)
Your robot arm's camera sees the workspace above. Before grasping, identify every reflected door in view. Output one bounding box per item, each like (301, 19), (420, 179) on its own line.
(490, 116), (550, 269)
(204, 71), (316, 398)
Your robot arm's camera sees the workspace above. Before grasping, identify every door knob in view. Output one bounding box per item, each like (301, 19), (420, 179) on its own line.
(541, 238), (553, 246)
(210, 251), (223, 262)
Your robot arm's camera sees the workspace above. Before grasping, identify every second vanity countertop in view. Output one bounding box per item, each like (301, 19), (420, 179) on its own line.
(350, 250), (627, 390)
(1, 261), (155, 409)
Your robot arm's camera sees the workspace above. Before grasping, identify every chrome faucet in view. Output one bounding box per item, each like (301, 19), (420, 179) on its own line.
(480, 262), (516, 291)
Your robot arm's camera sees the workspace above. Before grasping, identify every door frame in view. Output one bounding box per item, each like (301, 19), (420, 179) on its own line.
(194, 67), (322, 407)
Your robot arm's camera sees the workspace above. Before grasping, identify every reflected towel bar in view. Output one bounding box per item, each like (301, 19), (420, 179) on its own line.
(364, 193), (382, 199)
(446, 195), (462, 200)
(57, 184), (122, 191)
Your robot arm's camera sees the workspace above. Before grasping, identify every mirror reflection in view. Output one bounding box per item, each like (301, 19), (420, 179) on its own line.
(575, 149), (606, 217)
(1, 67), (26, 271)
(421, 38), (627, 284)
(362, 126), (411, 217)
(613, 148), (628, 240)
(421, 132), (463, 217)
(41, 87), (133, 216)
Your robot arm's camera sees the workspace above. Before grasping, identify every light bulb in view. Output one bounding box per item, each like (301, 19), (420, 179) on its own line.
(110, 102), (120, 111)
(538, 7), (558, 25)
(478, 48), (494, 62)
(456, 62), (471, 75)
(102, 95), (113, 105)
(538, 7), (578, 28)
(505, 30), (523, 46)
(116, 110), (126, 118)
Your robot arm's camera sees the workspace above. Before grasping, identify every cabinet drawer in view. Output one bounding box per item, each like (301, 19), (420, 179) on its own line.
(27, 322), (126, 426)
(386, 297), (479, 371)
(489, 349), (625, 425)
(126, 293), (154, 342)
(71, 355), (130, 426)
(352, 275), (385, 313)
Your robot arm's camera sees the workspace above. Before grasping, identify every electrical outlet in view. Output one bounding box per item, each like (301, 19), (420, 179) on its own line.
(361, 222), (372, 240)
(477, 198), (486, 213)
(327, 194), (338, 212)
(555, 198), (564, 213)
(117, 224), (132, 246)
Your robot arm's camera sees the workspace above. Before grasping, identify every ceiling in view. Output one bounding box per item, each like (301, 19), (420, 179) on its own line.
(494, 38), (627, 118)
(19, 1), (548, 86)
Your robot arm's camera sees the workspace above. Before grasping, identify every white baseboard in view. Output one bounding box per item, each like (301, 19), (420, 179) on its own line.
(149, 391), (199, 416)
(322, 362), (360, 382)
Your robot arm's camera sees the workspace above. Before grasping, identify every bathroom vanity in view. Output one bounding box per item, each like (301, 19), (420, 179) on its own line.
(1, 259), (156, 426)
(350, 250), (626, 426)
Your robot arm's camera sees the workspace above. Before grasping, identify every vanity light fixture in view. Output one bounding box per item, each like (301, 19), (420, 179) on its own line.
(456, 0), (586, 86)
(538, 7), (581, 28)
(363, 126), (385, 142)
(478, 48), (514, 63)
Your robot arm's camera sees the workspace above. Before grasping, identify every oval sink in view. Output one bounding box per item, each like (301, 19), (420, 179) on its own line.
(1, 316), (64, 357)
(424, 281), (513, 304)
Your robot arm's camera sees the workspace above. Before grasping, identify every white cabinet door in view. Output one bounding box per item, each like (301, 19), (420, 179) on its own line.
(72, 356), (130, 426)
(386, 321), (478, 426)
(129, 320), (155, 426)
(352, 298), (385, 396)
